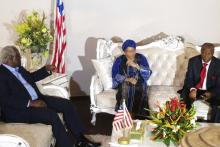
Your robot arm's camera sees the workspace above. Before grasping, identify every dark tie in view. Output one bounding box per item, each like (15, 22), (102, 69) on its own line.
(196, 63), (208, 89)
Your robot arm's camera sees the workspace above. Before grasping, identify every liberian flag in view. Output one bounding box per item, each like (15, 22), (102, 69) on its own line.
(51, 0), (66, 73)
(113, 102), (133, 131)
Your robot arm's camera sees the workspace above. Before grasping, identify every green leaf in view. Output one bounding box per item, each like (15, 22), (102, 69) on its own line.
(163, 137), (171, 147)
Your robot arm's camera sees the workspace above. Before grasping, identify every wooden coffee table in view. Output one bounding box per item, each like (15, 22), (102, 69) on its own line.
(109, 120), (220, 147)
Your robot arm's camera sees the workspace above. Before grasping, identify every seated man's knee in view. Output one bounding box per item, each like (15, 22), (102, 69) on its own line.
(63, 100), (75, 112)
(46, 110), (61, 124)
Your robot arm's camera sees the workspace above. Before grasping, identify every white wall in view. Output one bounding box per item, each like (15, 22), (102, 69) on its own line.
(1, 0), (220, 95)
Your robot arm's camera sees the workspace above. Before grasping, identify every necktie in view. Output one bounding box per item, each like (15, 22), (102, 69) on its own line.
(196, 63), (208, 89)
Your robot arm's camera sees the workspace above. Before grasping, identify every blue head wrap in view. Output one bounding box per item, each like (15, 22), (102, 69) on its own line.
(122, 39), (136, 51)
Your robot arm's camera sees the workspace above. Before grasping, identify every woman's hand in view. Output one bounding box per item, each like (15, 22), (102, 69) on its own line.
(126, 60), (140, 70)
(125, 78), (137, 85)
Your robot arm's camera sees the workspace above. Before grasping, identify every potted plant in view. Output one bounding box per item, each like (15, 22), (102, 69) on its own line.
(147, 97), (198, 146)
(13, 10), (53, 70)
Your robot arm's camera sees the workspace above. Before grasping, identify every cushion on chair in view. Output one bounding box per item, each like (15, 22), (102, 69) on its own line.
(96, 89), (117, 108)
(0, 122), (54, 147)
(92, 58), (114, 90)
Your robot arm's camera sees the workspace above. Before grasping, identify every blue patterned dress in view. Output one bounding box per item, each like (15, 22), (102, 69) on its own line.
(112, 53), (152, 117)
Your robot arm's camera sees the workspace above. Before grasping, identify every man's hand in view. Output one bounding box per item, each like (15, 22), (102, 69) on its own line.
(203, 92), (212, 100)
(189, 89), (197, 100)
(30, 100), (47, 108)
(125, 78), (137, 85)
(45, 65), (56, 72)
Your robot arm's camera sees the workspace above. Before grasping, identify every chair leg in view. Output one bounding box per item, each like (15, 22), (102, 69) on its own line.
(91, 112), (96, 126)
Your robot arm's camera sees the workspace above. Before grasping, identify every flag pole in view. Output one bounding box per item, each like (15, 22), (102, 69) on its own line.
(48, 0), (57, 65)
(122, 98), (126, 137)
(118, 98), (130, 145)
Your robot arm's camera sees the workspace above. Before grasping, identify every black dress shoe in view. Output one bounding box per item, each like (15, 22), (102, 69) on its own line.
(74, 140), (101, 147)
(74, 140), (87, 147)
(76, 135), (101, 147)
(85, 141), (101, 147)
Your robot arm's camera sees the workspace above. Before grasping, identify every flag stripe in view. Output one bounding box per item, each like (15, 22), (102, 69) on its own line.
(112, 104), (133, 131)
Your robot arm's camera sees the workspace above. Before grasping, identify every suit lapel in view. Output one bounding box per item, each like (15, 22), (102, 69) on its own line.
(1, 65), (22, 84)
(195, 56), (203, 80)
(0, 65), (30, 92)
(206, 57), (216, 88)
(18, 67), (32, 85)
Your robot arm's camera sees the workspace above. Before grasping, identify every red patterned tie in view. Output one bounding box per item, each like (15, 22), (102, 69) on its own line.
(196, 63), (208, 89)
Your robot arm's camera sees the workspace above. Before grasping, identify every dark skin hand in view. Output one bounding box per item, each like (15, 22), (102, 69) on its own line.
(45, 64), (56, 72)
(189, 89), (197, 100)
(203, 92), (212, 100)
(189, 90), (212, 101)
(29, 100), (47, 108)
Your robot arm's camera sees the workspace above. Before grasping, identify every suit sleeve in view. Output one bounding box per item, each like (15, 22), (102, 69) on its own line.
(22, 66), (51, 82)
(183, 58), (195, 90)
(0, 77), (29, 110)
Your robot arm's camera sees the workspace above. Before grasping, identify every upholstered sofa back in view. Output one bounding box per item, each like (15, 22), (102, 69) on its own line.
(90, 37), (220, 124)
(95, 38), (191, 88)
(94, 38), (220, 90)
(137, 48), (185, 86)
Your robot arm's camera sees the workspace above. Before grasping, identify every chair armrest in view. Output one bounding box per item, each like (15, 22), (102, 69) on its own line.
(90, 75), (104, 107)
(42, 85), (69, 99)
(193, 100), (210, 120)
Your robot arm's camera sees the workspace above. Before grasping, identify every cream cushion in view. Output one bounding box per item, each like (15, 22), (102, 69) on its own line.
(92, 58), (113, 90)
(96, 89), (117, 108)
(0, 122), (53, 147)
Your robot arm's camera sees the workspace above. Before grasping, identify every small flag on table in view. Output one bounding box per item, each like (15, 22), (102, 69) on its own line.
(113, 100), (133, 131)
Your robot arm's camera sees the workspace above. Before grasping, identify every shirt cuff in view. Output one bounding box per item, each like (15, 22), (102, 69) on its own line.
(47, 70), (52, 75)
(27, 100), (31, 107)
(190, 88), (197, 92)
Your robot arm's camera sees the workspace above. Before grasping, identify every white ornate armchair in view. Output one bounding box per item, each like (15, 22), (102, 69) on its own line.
(90, 35), (220, 125)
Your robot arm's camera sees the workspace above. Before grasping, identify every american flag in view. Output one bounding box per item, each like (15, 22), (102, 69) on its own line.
(51, 0), (66, 73)
(113, 103), (133, 131)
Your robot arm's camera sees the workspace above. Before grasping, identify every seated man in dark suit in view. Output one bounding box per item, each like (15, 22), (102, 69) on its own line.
(179, 43), (220, 122)
(0, 46), (101, 147)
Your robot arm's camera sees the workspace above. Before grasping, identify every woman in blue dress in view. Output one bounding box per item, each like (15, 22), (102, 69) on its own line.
(112, 39), (152, 118)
